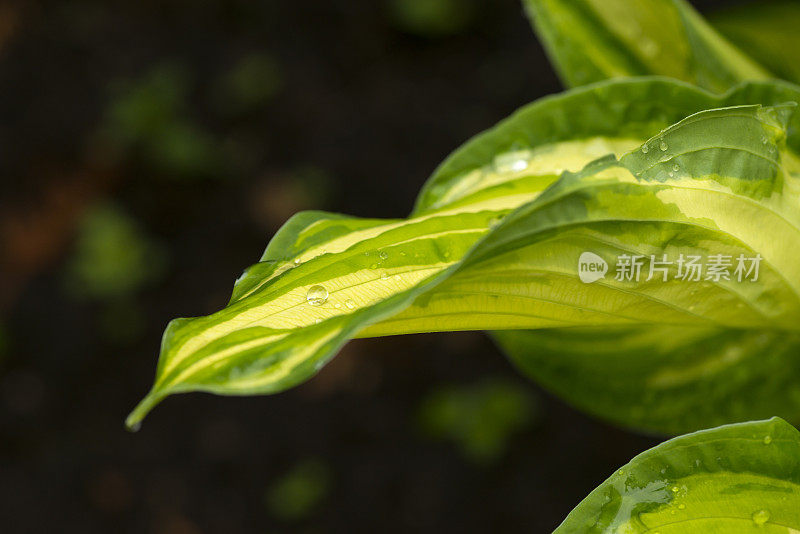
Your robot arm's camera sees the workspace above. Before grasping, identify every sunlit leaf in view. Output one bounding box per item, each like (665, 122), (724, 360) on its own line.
(127, 78), (800, 430)
(555, 418), (800, 533)
(523, 0), (771, 91)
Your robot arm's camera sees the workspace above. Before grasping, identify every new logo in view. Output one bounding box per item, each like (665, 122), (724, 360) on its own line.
(578, 252), (608, 283)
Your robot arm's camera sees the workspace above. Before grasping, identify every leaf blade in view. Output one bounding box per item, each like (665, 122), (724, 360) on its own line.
(555, 418), (800, 533)
(523, 0), (771, 91)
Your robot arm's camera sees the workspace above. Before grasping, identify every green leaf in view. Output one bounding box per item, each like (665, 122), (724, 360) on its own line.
(555, 417), (800, 533)
(711, 0), (800, 86)
(127, 78), (800, 430)
(496, 327), (800, 436)
(523, 0), (771, 91)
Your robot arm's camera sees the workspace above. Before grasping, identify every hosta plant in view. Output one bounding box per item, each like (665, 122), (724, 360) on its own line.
(128, 0), (800, 440)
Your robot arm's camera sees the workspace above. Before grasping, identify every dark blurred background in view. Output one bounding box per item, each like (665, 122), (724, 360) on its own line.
(0, 0), (746, 532)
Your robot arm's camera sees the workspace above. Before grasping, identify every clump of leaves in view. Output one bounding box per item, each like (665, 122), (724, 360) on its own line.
(124, 0), (800, 528)
(128, 0), (800, 443)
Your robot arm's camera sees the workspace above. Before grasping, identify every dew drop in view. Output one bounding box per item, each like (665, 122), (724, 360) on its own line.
(334, 302), (341, 309)
(314, 318), (322, 324)
(673, 163), (680, 172)
(294, 258), (301, 265)
(306, 285), (328, 306)
(641, 144), (649, 154)
(379, 251), (389, 260)
(381, 273), (389, 280)
(752, 509), (770, 526)
(344, 299), (356, 310)
(668, 171), (674, 178)
(659, 140), (668, 151)
(763, 435), (773, 445)
(400, 251), (407, 257)
(678, 504), (685, 510)
(493, 151), (531, 173)
(617, 469), (625, 476)
(370, 263), (378, 269)
(761, 135), (769, 145)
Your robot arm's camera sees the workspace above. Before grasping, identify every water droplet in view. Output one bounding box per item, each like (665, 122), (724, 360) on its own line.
(671, 486), (680, 493)
(660, 140), (668, 151)
(314, 318), (322, 324)
(379, 251), (388, 260)
(763, 435), (773, 445)
(344, 299), (356, 310)
(617, 469), (625, 476)
(488, 216), (502, 229)
(640, 38), (660, 58)
(334, 302), (341, 309)
(306, 285), (328, 306)
(381, 273), (389, 280)
(642, 144), (649, 154)
(493, 151), (532, 173)
(400, 251), (407, 257)
(668, 171), (674, 178)
(370, 263), (378, 269)
(678, 504), (685, 510)
(752, 509), (770, 526)
(294, 258), (301, 265)
(761, 136), (769, 145)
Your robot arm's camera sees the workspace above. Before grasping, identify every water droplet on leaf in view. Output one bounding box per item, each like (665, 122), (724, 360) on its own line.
(659, 140), (668, 151)
(379, 251), (388, 260)
(752, 509), (770, 526)
(306, 285), (328, 306)
(344, 299), (356, 310)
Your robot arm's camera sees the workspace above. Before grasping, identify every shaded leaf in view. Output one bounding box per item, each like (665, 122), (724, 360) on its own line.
(711, 0), (800, 85)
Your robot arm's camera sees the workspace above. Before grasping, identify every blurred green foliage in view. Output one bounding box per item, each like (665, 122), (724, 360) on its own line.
(265, 459), (331, 522)
(64, 203), (166, 301)
(215, 53), (283, 116)
(711, 0), (800, 85)
(387, 0), (477, 37)
(102, 64), (220, 178)
(417, 379), (538, 464)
